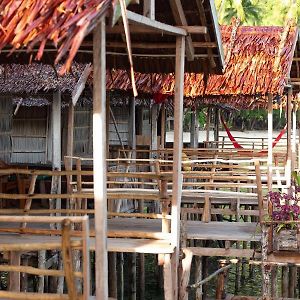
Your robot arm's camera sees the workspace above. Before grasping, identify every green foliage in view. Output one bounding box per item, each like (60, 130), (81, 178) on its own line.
(229, 109), (285, 130)
(215, 0), (300, 26)
(198, 109), (207, 129)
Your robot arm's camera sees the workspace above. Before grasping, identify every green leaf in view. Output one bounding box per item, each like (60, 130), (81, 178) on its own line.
(276, 223), (286, 233)
(112, 0), (134, 26)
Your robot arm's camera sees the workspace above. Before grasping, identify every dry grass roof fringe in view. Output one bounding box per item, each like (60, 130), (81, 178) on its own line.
(0, 0), (113, 74)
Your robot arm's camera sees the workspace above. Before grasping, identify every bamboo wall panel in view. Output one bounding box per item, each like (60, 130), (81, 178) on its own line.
(109, 107), (129, 146)
(73, 106), (92, 156)
(11, 107), (47, 164)
(0, 96), (12, 163)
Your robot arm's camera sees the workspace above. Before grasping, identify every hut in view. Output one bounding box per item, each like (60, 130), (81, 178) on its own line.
(0, 1), (224, 299)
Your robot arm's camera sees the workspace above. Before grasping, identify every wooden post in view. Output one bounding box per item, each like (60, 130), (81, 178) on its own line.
(93, 19), (108, 300)
(106, 93), (110, 156)
(292, 102), (297, 171)
(67, 103), (74, 164)
(282, 266), (289, 297)
(143, 0), (155, 19)
(108, 253), (117, 298)
(216, 260), (227, 300)
(52, 90), (62, 210)
(37, 250), (46, 293)
(190, 109), (199, 148)
(267, 94), (273, 191)
(286, 86), (292, 187)
(62, 219), (77, 300)
(214, 107), (219, 143)
(172, 35), (185, 300)
(128, 96), (137, 300)
(288, 265), (297, 298)
(9, 251), (20, 292)
(161, 103), (166, 149)
(262, 225), (271, 300)
(128, 97), (136, 154)
(151, 104), (158, 156)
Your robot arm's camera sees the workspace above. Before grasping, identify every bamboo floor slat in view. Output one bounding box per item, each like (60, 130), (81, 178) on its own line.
(0, 218), (260, 253)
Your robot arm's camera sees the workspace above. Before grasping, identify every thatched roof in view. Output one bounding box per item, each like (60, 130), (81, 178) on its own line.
(1, 21), (297, 109)
(0, 1), (224, 74)
(0, 1), (113, 74)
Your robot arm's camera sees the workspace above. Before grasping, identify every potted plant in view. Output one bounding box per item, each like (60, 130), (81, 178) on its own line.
(269, 189), (300, 252)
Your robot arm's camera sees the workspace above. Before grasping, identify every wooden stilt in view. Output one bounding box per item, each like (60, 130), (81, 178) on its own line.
(179, 250), (193, 300)
(171, 35), (185, 300)
(108, 253), (117, 298)
(282, 266), (289, 297)
(270, 266), (277, 298)
(37, 250), (46, 293)
(130, 253), (137, 300)
(118, 253), (124, 300)
(288, 265), (297, 298)
(9, 251), (20, 292)
(138, 252), (145, 300)
(164, 254), (173, 300)
(195, 253), (203, 300)
(93, 19), (108, 300)
(261, 225), (270, 300)
(216, 260), (227, 300)
(20, 255), (29, 292)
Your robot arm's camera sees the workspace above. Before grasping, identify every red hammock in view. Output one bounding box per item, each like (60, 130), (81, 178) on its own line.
(220, 116), (287, 155)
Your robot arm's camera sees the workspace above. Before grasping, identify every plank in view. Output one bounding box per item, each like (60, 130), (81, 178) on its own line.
(186, 221), (261, 242)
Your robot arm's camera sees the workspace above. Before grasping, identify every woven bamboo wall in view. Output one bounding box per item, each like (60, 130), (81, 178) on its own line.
(0, 96), (12, 163)
(11, 106), (48, 164)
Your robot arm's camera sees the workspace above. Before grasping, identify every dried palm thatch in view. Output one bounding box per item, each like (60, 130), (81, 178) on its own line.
(106, 23), (298, 108)
(0, 0), (113, 74)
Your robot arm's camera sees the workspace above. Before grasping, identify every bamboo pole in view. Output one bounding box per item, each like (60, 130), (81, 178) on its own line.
(171, 35), (185, 299)
(190, 109), (196, 148)
(292, 102), (297, 171)
(93, 19), (108, 300)
(206, 108), (211, 144)
(52, 90), (62, 213)
(62, 219), (77, 300)
(286, 86), (292, 187)
(9, 251), (21, 292)
(267, 93), (273, 191)
(282, 266), (289, 297)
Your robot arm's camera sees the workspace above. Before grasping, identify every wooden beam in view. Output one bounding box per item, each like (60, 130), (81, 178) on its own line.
(72, 64), (92, 106)
(126, 11), (188, 36)
(208, 0), (225, 68)
(195, 0), (216, 69)
(92, 41), (217, 49)
(171, 35), (185, 299)
(93, 19), (108, 300)
(168, 0), (195, 61)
